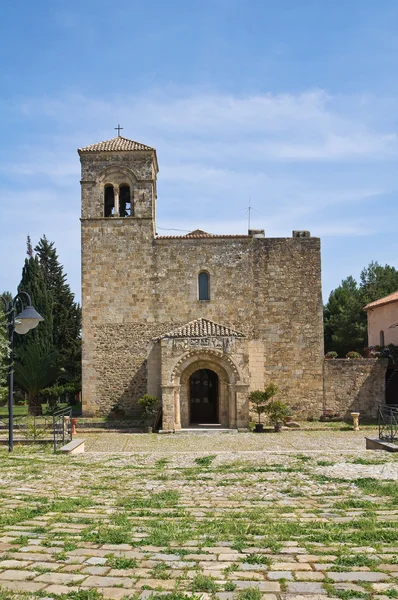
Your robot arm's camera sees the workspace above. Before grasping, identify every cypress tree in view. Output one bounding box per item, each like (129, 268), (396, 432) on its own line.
(35, 236), (81, 380)
(16, 255), (54, 356)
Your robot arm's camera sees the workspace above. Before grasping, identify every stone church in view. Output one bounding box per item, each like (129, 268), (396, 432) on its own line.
(79, 134), (324, 430)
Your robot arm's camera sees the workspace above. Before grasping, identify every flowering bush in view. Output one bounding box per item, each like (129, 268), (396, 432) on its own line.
(346, 351), (363, 359)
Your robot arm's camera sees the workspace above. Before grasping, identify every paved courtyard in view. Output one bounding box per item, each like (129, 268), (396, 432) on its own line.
(0, 430), (398, 600)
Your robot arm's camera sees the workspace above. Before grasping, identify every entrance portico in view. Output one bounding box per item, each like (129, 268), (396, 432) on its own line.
(152, 318), (250, 431)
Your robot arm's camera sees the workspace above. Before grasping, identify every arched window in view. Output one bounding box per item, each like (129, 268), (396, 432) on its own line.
(198, 271), (210, 301)
(104, 185), (115, 217)
(380, 330), (385, 347)
(119, 185), (132, 217)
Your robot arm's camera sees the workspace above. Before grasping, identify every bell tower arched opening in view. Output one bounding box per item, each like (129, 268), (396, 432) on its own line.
(104, 185), (115, 217)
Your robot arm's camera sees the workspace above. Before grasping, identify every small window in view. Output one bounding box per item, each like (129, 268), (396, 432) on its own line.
(380, 330), (385, 347)
(198, 271), (210, 301)
(119, 185), (132, 217)
(104, 185), (115, 217)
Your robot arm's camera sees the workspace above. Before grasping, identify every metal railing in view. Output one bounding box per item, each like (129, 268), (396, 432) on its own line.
(378, 404), (398, 443)
(0, 406), (73, 452)
(52, 406), (73, 452)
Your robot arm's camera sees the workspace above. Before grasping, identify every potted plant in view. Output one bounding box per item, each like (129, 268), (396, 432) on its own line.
(249, 383), (279, 432)
(325, 351), (338, 359)
(111, 401), (125, 420)
(346, 351), (363, 359)
(265, 399), (291, 432)
(137, 394), (159, 433)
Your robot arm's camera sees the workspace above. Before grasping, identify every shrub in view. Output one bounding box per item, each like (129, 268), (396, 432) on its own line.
(265, 400), (291, 428)
(137, 394), (159, 424)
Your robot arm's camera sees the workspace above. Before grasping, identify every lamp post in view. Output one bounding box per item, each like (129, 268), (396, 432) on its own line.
(0, 292), (44, 452)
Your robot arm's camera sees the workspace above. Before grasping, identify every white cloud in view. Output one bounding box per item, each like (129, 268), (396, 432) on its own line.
(17, 88), (398, 161)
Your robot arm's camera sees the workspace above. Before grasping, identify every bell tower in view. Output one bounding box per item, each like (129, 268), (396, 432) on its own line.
(78, 133), (158, 227)
(78, 133), (159, 416)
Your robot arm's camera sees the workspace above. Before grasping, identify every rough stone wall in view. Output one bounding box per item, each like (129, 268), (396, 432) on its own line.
(80, 149), (324, 418)
(323, 359), (388, 418)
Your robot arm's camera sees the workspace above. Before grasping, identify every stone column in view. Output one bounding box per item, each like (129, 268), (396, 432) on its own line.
(114, 186), (120, 217)
(236, 383), (250, 428)
(228, 383), (237, 428)
(161, 385), (176, 431)
(174, 386), (181, 430)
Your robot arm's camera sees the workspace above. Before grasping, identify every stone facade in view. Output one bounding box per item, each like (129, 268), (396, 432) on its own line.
(323, 359), (388, 418)
(79, 135), (325, 427)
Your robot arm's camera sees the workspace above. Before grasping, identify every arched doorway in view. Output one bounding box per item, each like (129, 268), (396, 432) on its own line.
(189, 369), (219, 424)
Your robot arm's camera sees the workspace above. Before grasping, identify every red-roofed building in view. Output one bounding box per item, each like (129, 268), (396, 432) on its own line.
(364, 292), (398, 347)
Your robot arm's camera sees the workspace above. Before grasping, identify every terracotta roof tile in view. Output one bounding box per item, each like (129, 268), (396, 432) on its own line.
(158, 318), (245, 339)
(78, 136), (155, 153)
(156, 232), (249, 239)
(364, 291), (398, 310)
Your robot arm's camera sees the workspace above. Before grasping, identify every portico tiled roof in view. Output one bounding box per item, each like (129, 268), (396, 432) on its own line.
(78, 136), (155, 153)
(364, 291), (398, 311)
(159, 318), (246, 339)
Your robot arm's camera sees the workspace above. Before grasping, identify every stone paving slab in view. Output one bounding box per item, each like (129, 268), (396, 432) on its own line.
(0, 432), (397, 598)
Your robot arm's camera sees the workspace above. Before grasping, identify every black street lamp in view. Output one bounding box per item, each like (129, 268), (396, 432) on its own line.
(0, 292), (44, 452)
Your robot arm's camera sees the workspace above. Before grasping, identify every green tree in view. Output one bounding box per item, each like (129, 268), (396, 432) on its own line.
(249, 383), (279, 424)
(15, 255), (53, 356)
(324, 262), (398, 355)
(14, 346), (61, 415)
(34, 236), (81, 380)
(359, 261), (398, 307)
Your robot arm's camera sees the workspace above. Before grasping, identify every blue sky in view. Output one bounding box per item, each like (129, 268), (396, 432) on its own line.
(1, 0), (398, 303)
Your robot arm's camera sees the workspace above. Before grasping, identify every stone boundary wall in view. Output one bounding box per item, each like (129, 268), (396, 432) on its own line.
(323, 359), (388, 418)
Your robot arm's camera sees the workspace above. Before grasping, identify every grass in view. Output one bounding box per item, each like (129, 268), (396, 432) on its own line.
(150, 562), (171, 579)
(118, 490), (180, 509)
(333, 498), (375, 510)
(191, 574), (219, 593)
(237, 588), (262, 600)
(194, 455), (217, 467)
(82, 526), (132, 545)
(351, 456), (387, 465)
(354, 478), (398, 499)
(106, 554), (138, 569)
(0, 402), (81, 418)
(242, 553), (272, 565)
(333, 552), (379, 569)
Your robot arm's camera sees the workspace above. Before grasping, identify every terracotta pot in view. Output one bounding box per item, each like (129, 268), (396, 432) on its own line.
(71, 418), (77, 435)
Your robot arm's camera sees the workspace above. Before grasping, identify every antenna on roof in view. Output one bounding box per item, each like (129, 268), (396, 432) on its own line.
(246, 197), (252, 231)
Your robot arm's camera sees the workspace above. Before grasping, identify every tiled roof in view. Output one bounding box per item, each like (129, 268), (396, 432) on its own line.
(159, 318), (246, 339)
(364, 291), (398, 310)
(156, 231), (249, 240)
(78, 136), (155, 153)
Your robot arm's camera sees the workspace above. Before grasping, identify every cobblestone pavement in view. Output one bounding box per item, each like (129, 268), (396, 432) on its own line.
(0, 431), (397, 600)
(82, 430), (371, 454)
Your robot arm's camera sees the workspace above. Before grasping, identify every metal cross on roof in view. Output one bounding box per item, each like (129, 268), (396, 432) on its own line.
(114, 124), (123, 136)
